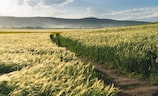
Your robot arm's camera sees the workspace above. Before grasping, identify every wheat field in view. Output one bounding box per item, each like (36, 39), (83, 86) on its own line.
(54, 23), (158, 84)
(0, 33), (118, 96)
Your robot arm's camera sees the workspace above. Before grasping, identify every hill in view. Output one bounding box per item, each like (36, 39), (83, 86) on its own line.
(0, 16), (149, 29)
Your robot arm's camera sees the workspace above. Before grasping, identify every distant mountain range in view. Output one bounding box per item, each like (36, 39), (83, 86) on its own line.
(0, 16), (149, 29)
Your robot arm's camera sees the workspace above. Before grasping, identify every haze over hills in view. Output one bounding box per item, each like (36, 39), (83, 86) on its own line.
(0, 16), (149, 29)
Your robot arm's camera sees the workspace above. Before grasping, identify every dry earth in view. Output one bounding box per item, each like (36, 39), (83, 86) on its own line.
(94, 64), (158, 96)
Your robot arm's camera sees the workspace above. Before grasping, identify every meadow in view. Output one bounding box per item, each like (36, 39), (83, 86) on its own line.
(0, 33), (118, 96)
(51, 23), (158, 85)
(0, 23), (157, 96)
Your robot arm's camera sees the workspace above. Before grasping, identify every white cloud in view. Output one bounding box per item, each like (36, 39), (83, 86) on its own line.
(86, 7), (93, 16)
(0, 0), (74, 17)
(0, 0), (157, 21)
(17, 0), (74, 6)
(101, 7), (158, 21)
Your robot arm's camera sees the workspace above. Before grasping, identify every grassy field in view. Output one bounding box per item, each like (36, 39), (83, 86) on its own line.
(50, 23), (158, 85)
(0, 23), (157, 95)
(0, 33), (118, 96)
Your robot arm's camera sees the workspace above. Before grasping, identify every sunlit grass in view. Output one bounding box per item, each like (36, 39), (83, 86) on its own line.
(0, 33), (118, 95)
(55, 23), (158, 84)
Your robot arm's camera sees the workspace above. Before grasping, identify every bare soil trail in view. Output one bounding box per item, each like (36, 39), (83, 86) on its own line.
(94, 64), (158, 96)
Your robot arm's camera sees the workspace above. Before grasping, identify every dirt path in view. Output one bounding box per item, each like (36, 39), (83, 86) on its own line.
(63, 46), (158, 96)
(94, 64), (158, 96)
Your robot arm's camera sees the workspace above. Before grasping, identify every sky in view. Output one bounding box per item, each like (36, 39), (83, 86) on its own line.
(0, 0), (158, 22)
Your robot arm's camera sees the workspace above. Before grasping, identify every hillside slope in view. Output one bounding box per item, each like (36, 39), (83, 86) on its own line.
(0, 16), (149, 29)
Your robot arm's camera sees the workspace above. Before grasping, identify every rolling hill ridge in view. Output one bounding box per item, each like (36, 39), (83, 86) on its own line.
(0, 16), (149, 29)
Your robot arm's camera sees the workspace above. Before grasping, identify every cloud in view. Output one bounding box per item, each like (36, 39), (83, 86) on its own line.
(0, 0), (69, 17)
(17, 0), (74, 6)
(0, 0), (157, 22)
(84, 7), (110, 18)
(43, 0), (74, 6)
(86, 7), (94, 16)
(101, 6), (158, 21)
